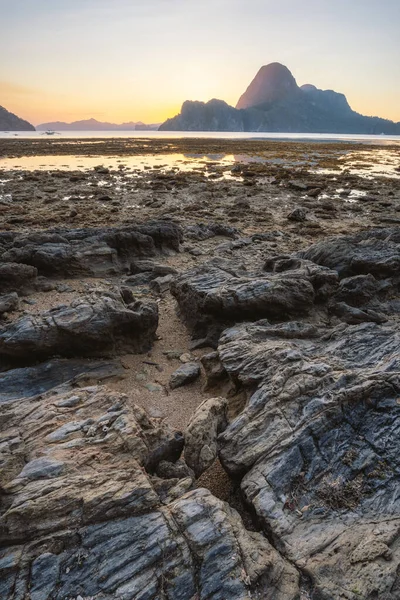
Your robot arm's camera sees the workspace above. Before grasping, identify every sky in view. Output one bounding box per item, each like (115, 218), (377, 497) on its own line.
(0, 0), (399, 125)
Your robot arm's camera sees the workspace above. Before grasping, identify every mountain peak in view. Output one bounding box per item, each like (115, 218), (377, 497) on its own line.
(236, 62), (299, 110)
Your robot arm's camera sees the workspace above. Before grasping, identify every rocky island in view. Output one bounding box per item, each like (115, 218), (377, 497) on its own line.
(160, 62), (400, 134)
(0, 135), (399, 599)
(0, 106), (35, 131)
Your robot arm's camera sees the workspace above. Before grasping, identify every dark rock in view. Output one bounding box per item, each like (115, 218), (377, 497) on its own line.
(0, 295), (158, 361)
(298, 227), (400, 278)
(0, 359), (124, 404)
(184, 223), (238, 241)
(0, 293), (19, 315)
(330, 301), (387, 324)
(335, 273), (381, 306)
(169, 363), (201, 389)
(171, 260), (337, 338)
(287, 207), (308, 221)
(0, 263), (38, 293)
(0, 222), (181, 277)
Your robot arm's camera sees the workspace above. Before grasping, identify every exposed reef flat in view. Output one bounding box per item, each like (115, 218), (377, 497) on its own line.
(0, 138), (399, 599)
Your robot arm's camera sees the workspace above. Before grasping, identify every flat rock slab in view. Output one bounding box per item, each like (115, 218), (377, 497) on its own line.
(0, 358), (124, 404)
(0, 294), (158, 360)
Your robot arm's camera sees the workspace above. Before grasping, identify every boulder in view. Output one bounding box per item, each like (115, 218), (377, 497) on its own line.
(169, 362), (201, 389)
(171, 260), (338, 338)
(0, 294), (158, 360)
(0, 292), (19, 315)
(184, 396), (228, 476)
(298, 227), (400, 278)
(0, 263), (38, 293)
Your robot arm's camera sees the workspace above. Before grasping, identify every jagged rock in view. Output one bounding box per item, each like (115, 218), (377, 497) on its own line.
(0, 294), (158, 360)
(216, 319), (400, 599)
(0, 221), (181, 277)
(0, 292), (19, 315)
(0, 385), (300, 599)
(335, 273), (383, 306)
(130, 259), (177, 276)
(185, 397), (228, 476)
(0, 263), (38, 293)
(184, 222), (238, 241)
(330, 300), (387, 324)
(150, 273), (174, 294)
(201, 350), (227, 388)
(171, 260), (338, 338)
(298, 227), (400, 278)
(287, 207), (308, 222)
(169, 362), (201, 389)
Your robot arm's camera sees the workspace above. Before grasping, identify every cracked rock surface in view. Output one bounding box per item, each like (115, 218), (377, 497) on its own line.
(0, 385), (299, 600)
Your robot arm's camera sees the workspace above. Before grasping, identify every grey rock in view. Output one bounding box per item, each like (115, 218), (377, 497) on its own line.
(216, 318), (400, 598)
(0, 292), (19, 315)
(185, 397), (228, 476)
(0, 295), (158, 360)
(287, 207), (308, 221)
(18, 457), (65, 480)
(0, 358), (123, 404)
(0, 385), (299, 599)
(0, 263), (38, 294)
(169, 363), (201, 389)
(298, 226), (400, 278)
(171, 260), (337, 339)
(0, 221), (181, 278)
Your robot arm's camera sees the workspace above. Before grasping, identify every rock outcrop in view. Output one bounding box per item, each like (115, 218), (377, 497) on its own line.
(0, 294), (158, 360)
(0, 384), (300, 599)
(177, 227), (400, 599)
(171, 259), (338, 340)
(216, 318), (400, 599)
(0, 221), (181, 279)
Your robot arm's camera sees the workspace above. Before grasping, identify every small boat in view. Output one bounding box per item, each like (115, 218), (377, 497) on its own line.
(41, 130), (60, 136)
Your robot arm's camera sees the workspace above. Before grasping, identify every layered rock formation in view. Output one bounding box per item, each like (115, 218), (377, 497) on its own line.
(1, 197), (400, 598)
(160, 62), (400, 134)
(179, 227), (400, 599)
(0, 384), (299, 599)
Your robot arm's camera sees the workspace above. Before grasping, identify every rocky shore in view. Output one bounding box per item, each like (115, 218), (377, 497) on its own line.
(0, 138), (399, 599)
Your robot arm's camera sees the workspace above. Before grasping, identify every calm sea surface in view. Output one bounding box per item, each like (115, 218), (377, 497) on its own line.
(1, 130), (400, 144)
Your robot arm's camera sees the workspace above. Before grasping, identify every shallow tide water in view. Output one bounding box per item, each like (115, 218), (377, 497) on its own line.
(1, 130), (400, 143)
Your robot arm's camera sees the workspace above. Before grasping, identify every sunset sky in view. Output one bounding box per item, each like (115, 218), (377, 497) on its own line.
(1, 0), (399, 126)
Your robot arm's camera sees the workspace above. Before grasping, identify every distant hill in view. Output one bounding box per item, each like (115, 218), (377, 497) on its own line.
(37, 118), (160, 131)
(0, 106), (35, 131)
(159, 63), (400, 134)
